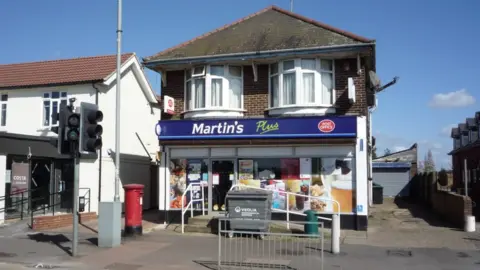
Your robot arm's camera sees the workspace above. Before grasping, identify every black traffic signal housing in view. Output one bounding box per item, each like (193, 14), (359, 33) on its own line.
(79, 102), (103, 154)
(56, 103), (80, 155)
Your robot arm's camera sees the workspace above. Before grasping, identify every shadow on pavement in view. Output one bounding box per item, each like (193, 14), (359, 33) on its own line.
(27, 233), (72, 256)
(393, 197), (457, 229)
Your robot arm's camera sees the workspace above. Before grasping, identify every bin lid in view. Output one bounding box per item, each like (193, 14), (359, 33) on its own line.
(227, 188), (271, 197)
(123, 184), (145, 190)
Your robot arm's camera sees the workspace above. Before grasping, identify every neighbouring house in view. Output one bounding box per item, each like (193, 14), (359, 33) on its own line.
(372, 144), (418, 198)
(144, 5), (379, 230)
(0, 53), (161, 224)
(449, 112), (480, 218)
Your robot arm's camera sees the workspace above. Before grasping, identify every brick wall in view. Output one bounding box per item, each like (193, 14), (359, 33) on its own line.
(31, 212), (97, 231)
(160, 57), (368, 119)
(431, 189), (472, 228)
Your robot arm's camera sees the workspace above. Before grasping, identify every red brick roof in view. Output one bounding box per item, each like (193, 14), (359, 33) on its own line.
(0, 53), (134, 89)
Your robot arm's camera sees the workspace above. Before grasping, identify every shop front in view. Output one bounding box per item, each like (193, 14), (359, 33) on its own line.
(157, 116), (368, 230)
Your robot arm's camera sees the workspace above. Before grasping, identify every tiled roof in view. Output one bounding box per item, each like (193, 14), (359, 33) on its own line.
(0, 53), (134, 89)
(144, 5), (374, 62)
(374, 143), (418, 163)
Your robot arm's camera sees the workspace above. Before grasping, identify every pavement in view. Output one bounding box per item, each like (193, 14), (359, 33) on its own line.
(0, 200), (478, 269)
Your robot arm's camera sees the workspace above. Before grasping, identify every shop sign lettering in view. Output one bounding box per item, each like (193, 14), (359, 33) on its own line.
(256, 120), (279, 134)
(192, 121), (244, 135)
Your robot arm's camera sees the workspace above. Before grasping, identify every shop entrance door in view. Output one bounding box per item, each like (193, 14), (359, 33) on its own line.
(210, 160), (236, 212)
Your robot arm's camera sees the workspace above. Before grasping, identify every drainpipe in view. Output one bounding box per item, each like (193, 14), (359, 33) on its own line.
(367, 100), (377, 207)
(92, 83), (102, 203)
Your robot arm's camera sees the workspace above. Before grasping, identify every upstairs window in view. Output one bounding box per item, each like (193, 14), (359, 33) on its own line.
(43, 91), (67, 127)
(269, 58), (334, 108)
(185, 65), (243, 111)
(0, 94), (7, 127)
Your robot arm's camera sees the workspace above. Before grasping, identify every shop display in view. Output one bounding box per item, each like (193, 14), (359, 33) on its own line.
(169, 159), (187, 209)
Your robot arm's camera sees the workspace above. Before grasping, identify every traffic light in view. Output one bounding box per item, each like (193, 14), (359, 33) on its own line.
(79, 102), (103, 154)
(56, 103), (80, 155)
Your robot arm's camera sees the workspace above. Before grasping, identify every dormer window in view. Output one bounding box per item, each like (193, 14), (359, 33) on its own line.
(185, 65), (243, 111)
(269, 58), (334, 108)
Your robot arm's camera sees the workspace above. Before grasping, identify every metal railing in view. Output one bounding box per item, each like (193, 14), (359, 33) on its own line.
(0, 189), (32, 221)
(1, 187), (91, 226)
(29, 187), (91, 228)
(181, 183), (205, 234)
(228, 184), (341, 254)
(217, 218), (325, 270)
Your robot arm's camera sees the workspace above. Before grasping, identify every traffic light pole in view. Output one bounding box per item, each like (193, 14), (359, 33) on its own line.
(98, 0), (122, 249)
(72, 149), (80, 257)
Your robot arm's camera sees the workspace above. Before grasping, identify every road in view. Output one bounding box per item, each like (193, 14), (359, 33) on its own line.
(0, 199), (479, 269)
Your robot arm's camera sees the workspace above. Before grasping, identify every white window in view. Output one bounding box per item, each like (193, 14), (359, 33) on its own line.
(43, 91), (67, 127)
(0, 94), (7, 127)
(185, 65), (243, 111)
(269, 58), (334, 107)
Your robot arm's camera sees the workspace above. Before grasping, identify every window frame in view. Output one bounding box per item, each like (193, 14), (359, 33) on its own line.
(42, 91), (68, 128)
(268, 58), (335, 108)
(184, 65), (244, 112)
(0, 93), (7, 127)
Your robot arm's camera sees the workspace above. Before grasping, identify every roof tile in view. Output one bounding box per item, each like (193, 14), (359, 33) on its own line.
(0, 53), (134, 89)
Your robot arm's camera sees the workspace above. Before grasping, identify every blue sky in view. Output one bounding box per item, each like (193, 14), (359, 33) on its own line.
(1, 0), (479, 168)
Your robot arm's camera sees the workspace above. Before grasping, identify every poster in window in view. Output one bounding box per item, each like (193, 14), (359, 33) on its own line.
(281, 158), (311, 212)
(187, 160), (202, 209)
(239, 160), (258, 187)
(11, 162), (30, 197)
(310, 158), (354, 213)
(169, 159), (187, 209)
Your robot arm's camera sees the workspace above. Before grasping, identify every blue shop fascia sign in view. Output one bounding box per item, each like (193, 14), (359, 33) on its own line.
(155, 116), (357, 140)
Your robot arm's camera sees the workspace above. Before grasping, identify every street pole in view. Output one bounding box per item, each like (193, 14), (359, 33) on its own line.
(464, 159), (468, 197)
(290, 0), (293, 12)
(72, 151), (79, 257)
(97, 0), (122, 248)
(114, 0), (122, 202)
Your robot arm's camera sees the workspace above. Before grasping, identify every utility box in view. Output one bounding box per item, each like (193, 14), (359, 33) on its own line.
(225, 189), (272, 239)
(123, 184), (144, 236)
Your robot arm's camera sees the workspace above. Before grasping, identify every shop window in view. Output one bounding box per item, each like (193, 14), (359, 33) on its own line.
(238, 157), (355, 214)
(169, 159), (208, 209)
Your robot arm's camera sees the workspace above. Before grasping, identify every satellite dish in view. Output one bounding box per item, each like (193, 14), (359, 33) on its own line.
(369, 71), (381, 90)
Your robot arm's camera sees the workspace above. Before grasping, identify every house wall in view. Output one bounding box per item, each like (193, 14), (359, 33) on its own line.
(452, 147), (480, 216)
(0, 84), (95, 136)
(84, 67), (160, 213)
(0, 155), (6, 224)
(0, 68), (160, 214)
(160, 58), (368, 119)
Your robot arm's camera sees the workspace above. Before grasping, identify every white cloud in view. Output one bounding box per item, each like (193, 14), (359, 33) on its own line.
(440, 124), (457, 136)
(429, 89), (475, 108)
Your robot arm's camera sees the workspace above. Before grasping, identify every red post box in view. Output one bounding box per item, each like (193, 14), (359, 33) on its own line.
(123, 184), (144, 236)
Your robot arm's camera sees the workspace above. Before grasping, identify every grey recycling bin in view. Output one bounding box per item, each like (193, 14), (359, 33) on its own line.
(225, 189), (273, 239)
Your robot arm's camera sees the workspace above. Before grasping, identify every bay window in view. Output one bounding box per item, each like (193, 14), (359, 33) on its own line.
(269, 58), (334, 108)
(185, 65), (243, 111)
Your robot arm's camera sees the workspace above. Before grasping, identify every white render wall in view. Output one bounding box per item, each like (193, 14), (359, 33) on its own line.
(355, 116), (368, 217)
(0, 155), (6, 224)
(0, 64), (160, 213)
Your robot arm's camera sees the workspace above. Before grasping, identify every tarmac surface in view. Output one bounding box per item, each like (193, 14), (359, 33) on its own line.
(0, 199), (478, 269)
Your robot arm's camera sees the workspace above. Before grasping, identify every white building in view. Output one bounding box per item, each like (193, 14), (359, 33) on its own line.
(0, 53), (161, 223)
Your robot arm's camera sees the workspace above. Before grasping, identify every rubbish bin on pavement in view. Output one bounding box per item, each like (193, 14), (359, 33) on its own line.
(304, 209), (319, 235)
(372, 183), (384, 204)
(225, 189), (272, 239)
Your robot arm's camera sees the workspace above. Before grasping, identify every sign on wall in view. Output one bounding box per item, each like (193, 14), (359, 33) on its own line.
(155, 116), (357, 140)
(10, 162), (30, 196)
(163, 95), (175, 115)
